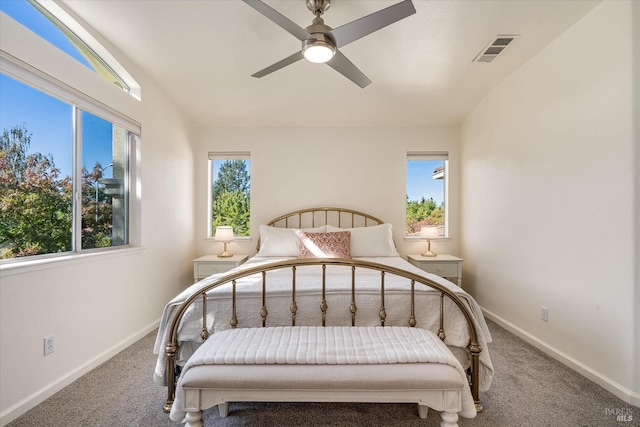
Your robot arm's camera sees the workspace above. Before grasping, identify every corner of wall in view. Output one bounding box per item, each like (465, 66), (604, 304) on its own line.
(631, 0), (640, 403)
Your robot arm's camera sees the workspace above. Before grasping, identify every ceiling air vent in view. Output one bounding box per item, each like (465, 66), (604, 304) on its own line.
(473, 35), (519, 63)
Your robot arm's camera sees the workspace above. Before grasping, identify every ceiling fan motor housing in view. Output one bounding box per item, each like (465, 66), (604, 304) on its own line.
(302, 0), (335, 63)
(302, 20), (336, 63)
(304, 20), (334, 44)
(302, 37), (335, 63)
(306, 0), (330, 16)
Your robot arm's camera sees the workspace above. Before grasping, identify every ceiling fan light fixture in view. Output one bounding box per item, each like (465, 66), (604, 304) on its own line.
(244, 0), (416, 87)
(302, 38), (336, 63)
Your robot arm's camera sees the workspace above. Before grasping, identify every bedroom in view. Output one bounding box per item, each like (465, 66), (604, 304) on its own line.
(0, 0), (638, 425)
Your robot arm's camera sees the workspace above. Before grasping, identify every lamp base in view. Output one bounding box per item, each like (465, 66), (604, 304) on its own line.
(421, 239), (437, 257)
(218, 242), (233, 258)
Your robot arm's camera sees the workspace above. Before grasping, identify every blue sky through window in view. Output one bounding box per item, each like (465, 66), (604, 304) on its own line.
(212, 160), (251, 183)
(406, 160), (444, 205)
(1, 0), (93, 70)
(82, 111), (117, 178)
(1, 74), (113, 178)
(0, 74), (73, 175)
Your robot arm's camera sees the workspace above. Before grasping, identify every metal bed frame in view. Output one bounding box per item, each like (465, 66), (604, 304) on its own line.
(163, 207), (483, 413)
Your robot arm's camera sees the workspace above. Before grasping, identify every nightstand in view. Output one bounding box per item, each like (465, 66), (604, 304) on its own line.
(192, 254), (248, 282)
(407, 254), (463, 287)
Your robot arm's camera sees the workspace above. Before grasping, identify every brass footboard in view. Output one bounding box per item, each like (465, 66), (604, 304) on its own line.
(162, 258), (482, 413)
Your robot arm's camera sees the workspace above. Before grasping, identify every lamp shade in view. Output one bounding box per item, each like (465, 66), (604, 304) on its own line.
(420, 226), (439, 240)
(214, 226), (234, 242)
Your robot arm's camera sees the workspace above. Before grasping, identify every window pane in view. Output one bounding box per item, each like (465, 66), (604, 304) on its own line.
(0, 0), (130, 92)
(0, 0), (93, 70)
(81, 111), (128, 249)
(0, 74), (73, 258)
(406, 159), (446, 237)
(211, 159), (251, 237)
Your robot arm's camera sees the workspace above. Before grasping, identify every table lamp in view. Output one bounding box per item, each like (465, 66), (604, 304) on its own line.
(420, 226), (439, 257)
(214, 226), (234, 258)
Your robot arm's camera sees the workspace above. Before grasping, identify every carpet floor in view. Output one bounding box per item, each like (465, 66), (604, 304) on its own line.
(6, 319), (638, 427)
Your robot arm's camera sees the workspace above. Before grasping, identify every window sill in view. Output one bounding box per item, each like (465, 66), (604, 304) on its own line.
(0, 246), (145, 277)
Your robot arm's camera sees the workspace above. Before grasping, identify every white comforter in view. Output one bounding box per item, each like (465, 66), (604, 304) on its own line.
(153, 256), (493, 390)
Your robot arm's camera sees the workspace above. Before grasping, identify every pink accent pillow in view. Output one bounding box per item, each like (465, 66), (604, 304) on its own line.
(298, 231), (351, 259)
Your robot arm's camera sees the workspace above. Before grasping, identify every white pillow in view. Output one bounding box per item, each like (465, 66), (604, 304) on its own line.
(326, 224), (399, 257)
(257, 225), (326, 257)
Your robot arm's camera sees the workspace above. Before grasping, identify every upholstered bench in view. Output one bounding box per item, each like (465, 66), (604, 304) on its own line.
(169, 326), (476, 427)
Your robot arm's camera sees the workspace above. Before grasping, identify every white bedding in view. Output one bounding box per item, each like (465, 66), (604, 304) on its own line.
(153, 256), (493, 391)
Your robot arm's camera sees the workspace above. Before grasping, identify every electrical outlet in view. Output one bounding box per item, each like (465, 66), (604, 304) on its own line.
(541, 306), (549, 322)
(44, 336), (54, 356)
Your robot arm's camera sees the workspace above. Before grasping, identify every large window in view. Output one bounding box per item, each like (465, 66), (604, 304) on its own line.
(0, 73), (134, 259)
(208, 153), (251, 238)
(406, 152), (448, 238)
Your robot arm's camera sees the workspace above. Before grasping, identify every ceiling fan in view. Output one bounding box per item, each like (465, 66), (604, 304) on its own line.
(243, 0), (416, 88)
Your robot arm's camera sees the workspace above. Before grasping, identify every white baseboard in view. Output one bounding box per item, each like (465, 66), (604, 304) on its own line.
(482, 308), (640, 409)
(0, 320), (160, 426)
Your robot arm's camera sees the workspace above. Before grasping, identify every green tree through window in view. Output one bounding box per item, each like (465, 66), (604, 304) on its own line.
(211, 159), (250, 237)
(0, 123), (128, 258)
(406, 197), (444, 235)
(0, 124), (72, 257)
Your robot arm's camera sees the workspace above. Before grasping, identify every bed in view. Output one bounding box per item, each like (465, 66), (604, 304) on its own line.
(154, 207), (493, 417)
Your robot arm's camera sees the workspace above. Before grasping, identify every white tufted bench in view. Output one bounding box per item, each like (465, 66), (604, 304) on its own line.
(169, 326), (476, 427)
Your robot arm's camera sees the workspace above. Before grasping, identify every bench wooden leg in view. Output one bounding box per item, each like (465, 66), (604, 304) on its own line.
(184, 410), (203, 427)
(417, 404), (429, 419)
(218, 402), (229, 417)
(440, 410), (459, 427)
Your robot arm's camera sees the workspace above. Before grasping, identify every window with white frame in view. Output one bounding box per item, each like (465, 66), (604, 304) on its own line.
(0, 73), (138, 259)
(208, 153), (251, 238)
(406, 152), (448, 238)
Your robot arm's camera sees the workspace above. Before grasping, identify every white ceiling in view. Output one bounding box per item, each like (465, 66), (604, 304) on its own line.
(63, 0), (600, 127)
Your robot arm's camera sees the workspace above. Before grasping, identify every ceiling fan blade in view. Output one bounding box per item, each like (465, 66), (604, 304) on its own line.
(251, 51), (305, 78)
(243, 0), (309, 41)
(328, 0), (416, 48)
(326, 50), (371, 88)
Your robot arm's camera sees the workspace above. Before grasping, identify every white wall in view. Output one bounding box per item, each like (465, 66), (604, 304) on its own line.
(0, 12), (196, 424)
(193, 127), (461, 259)
(461, 0), (639, 404)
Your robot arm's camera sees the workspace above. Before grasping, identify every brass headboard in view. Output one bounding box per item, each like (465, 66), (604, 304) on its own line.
(257, 207), (385, 251)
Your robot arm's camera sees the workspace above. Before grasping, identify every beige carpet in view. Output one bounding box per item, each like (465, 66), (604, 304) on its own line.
(7, 319), (638, 427)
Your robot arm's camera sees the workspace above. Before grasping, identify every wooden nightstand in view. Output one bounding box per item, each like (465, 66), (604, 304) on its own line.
(407, 254), (463, 287)
(193, 254), (248, 282)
